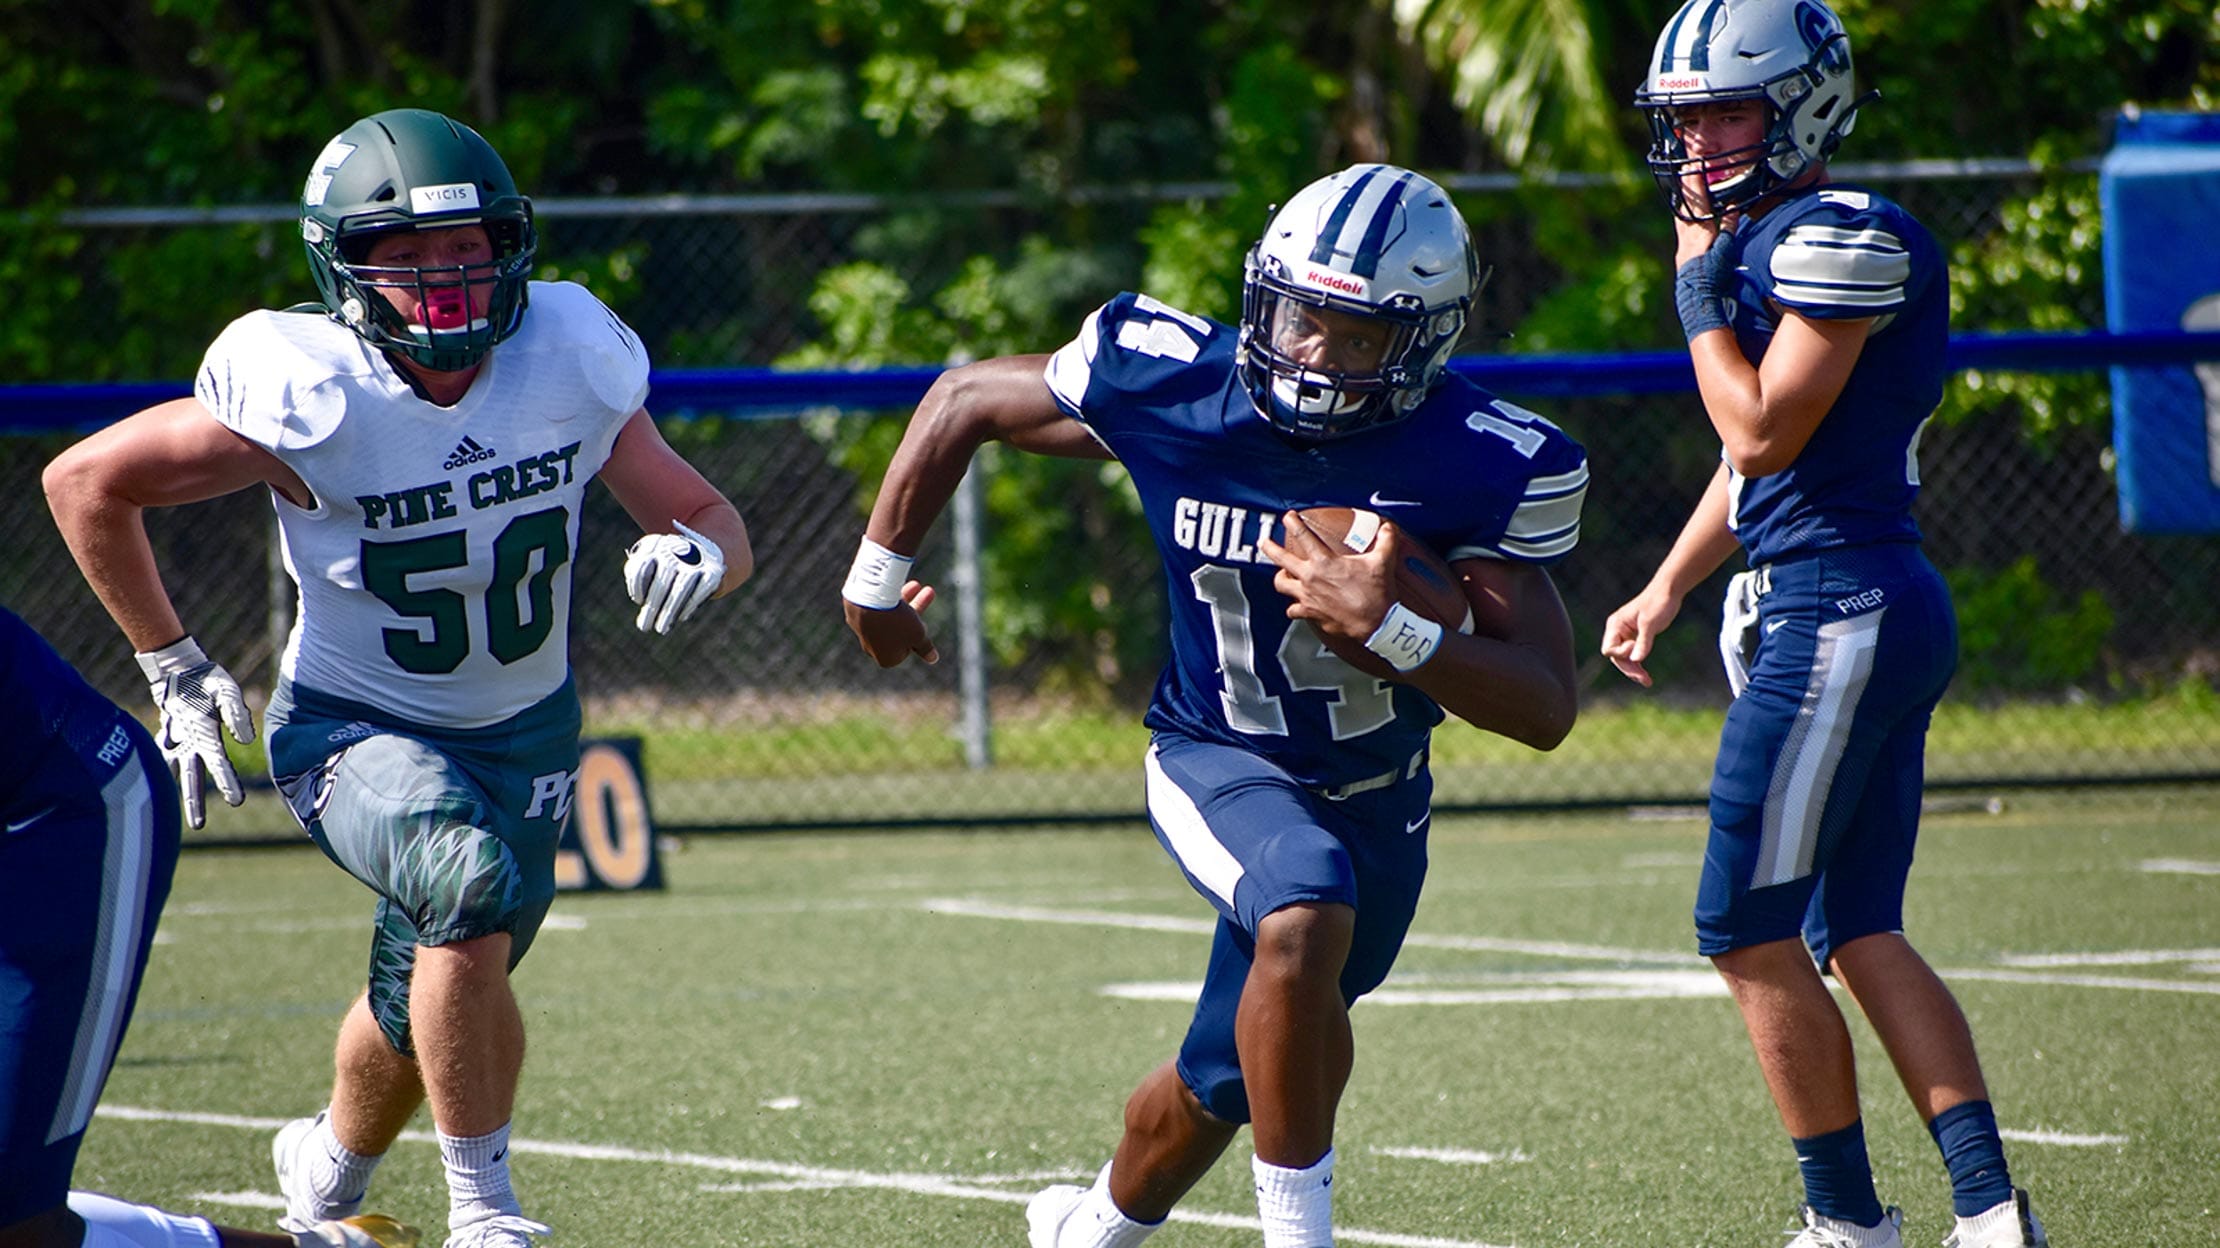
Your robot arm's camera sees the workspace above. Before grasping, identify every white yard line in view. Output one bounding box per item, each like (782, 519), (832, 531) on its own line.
(923, 898), (1699, 965)
(1943, 968), (2220, 996)
(98, 1105), (1519, 1248)
(1999, 1128), (2131, 1147)
(1373, 1145), (1533, 1165)
(926, 898), (2220, 999)
(1995, 948), (2220, 968)
(2141, 859), (2220, 875)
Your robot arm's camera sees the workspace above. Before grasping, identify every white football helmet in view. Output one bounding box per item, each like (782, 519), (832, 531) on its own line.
(1635, 0), (1868, 221)
(1238, 164), (1479, 439)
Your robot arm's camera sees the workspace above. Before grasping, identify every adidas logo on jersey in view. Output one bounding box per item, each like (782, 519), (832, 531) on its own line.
(443, 436), (498, 470)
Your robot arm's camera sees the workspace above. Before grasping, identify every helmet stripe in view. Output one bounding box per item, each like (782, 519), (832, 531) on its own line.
(1308, 166), (1385, 270)
(1345, 170), (1415, 280)
(1661, 0), (1725, 73)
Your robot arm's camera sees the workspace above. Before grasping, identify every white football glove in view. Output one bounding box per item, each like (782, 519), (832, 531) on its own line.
(624, 519), (725, 634)
(135, 636), (255, 830)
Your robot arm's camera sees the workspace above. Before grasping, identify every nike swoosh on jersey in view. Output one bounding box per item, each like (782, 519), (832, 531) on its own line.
(5, 805), (57, 834)
(1368, 491), (1420, 508)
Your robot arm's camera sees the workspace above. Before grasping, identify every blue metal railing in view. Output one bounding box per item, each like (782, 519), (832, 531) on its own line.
(5, 329), (2218, 434)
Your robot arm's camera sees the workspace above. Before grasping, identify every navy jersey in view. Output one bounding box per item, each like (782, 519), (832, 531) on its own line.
(1719, 184), (1949, 565)
(1045, 293), (1588, 789)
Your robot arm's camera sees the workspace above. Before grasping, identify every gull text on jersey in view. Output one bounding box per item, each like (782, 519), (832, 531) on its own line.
(356, 441), (583, 529)
(1172, 497), (1277, 564)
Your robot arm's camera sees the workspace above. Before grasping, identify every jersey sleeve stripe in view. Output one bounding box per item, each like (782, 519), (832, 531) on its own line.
(1771, 225), (1910, 310)
(1495, 528), (1581, 561)
(1469, 464), (1589, 562)
(1044, 306), (1105, 415)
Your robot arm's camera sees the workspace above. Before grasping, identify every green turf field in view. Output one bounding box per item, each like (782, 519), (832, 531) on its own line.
(79, 788), (2219, 1247)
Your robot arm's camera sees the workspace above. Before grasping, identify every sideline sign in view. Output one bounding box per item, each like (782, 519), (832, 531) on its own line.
(555, 736), (663, 891)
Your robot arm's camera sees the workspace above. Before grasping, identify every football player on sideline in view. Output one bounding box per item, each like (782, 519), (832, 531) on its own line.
(1600, 3), (2045, 1247)
(43, 109), (751, 1248)
(1, 604), (420, 1248)
(843, 164), (1587, 1248)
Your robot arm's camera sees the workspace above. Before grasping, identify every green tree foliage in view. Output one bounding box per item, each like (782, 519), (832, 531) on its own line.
(4, 0), (2215, 690)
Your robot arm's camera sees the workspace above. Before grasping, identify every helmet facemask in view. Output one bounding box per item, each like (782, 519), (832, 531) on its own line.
(1237, 164), (1477, 441)
(307, 217), (535, 372)
(1240, 257), (1459, 439)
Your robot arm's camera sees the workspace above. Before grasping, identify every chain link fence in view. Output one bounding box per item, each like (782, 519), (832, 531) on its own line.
(5, 166), (2216, 835)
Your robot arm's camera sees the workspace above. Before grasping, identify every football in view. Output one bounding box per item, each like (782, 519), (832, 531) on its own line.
(1288, 506), (1474, 680)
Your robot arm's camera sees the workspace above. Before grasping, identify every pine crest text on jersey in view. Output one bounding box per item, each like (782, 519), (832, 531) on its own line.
(357, 440), (583, 531)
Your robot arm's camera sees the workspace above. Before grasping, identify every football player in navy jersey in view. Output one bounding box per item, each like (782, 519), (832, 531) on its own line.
(1, 606), (420, 1248)
(1601, 4), (2044, 1247)
(843, 164), (1587, 1248)
(43, 110), (750, 1248)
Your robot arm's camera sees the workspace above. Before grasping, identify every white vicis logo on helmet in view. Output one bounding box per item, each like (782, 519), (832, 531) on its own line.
(410, 182), (482, 212)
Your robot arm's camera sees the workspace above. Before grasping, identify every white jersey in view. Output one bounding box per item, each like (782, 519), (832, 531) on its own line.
(195, 281), (647, 728)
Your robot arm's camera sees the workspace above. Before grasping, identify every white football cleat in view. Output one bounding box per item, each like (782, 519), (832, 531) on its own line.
(1785, 1204), (1905, 1248)
(275, 1112), (361, 1232)
(442, 1213), (553, 1248)
(295, 1214), (424, 1248)
(1943, 1190), (2048, 1248)
(1026, 1184), (1089, 1248)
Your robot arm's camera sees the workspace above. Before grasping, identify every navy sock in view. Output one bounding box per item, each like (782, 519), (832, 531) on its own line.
(1929, 1099), (2014, 1217)
(1793, 1120), (1887, 1226)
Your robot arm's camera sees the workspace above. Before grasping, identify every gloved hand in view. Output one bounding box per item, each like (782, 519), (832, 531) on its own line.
(623, 519), (725, 634)
(134, 636), (255, 829)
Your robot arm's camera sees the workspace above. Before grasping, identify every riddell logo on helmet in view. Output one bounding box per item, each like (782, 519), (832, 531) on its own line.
(1304, 269), (1365, 295)
(1655, 75), (1705, 90)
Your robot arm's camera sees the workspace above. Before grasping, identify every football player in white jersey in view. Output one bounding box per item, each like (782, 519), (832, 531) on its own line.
(1602, 4), (2043, 1247)
(43, 109), (752, 1248)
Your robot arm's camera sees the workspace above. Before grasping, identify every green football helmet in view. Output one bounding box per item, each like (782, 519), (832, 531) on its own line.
(299, 108), (536, 371)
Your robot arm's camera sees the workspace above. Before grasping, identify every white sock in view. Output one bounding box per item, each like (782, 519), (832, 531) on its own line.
(440, 1121), (523, 1227)
(1063, 1162), (1160, 1248)
(1955, 1192), (2027, 1240)
(309, 1109), (383, 1204)
(1253, 1149), (1336, 1248)
(67, 1191), (222, 1248)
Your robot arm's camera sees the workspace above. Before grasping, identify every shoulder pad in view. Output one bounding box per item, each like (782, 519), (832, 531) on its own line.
(514, 281), (651, 415)
(1761, 193), (1914, 315)
(195, 311), (364, 450)
(1046, 292), (1227, 418)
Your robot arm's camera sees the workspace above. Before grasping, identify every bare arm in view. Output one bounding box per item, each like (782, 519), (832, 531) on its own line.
(42, 396), (311, 652)
(1413, 557), (1578, 749)
(1674, 215), (1873, 476)
(843, 355), (1111, 667)
(1599, 462), (1743, 687)
(1261, 516), (1579, 752)
(598, 407), (754, 596)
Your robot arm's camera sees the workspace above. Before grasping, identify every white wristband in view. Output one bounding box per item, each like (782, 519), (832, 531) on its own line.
(842, 537), (915, 610)
(134, 635), (209, 683)
(1364, 603), (1444, 673)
